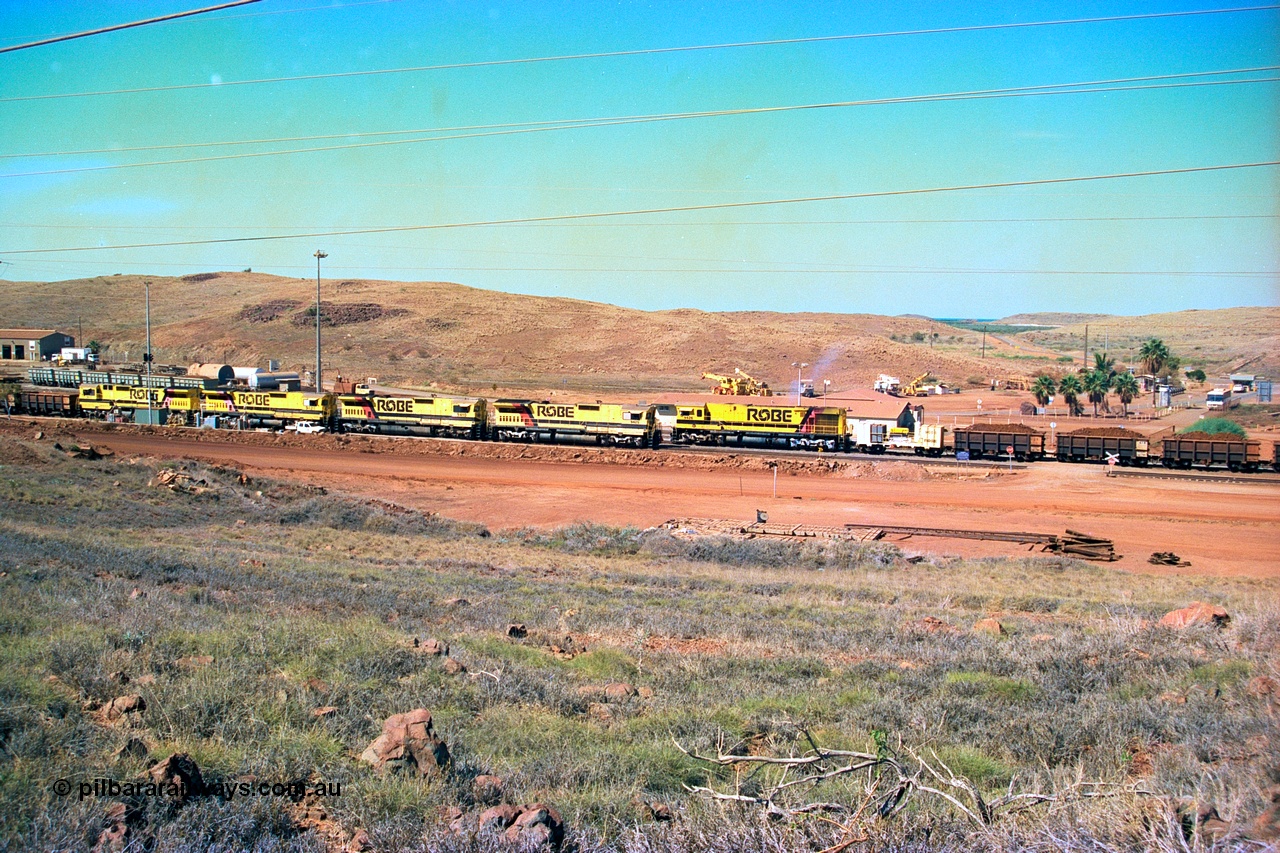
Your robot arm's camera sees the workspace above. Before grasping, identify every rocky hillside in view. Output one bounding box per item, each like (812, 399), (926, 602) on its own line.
(3, 272), (1273, 396)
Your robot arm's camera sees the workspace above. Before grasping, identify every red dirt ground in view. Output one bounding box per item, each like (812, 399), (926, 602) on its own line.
(13, 419), (1274, 580)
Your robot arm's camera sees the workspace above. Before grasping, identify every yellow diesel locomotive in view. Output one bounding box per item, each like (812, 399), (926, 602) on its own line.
(336, 392), (487, 439)
(672, 402), (846, 451)
(78, 384), (199, 425)
(490, 400), (659, 447)
(198, 389), (334, 427)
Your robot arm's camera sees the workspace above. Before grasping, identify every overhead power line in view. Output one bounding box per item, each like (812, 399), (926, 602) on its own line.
(4, 4), (1276, 101)
(3, 256), (1272, 280)
(0, 0), (261, 55)
(4, 65), (1274, 162)
(3, 215), (1272, 232)
(5, 160), (1277, 255)
(1, 0), (402, 41)
(4, 73), (1276, 180)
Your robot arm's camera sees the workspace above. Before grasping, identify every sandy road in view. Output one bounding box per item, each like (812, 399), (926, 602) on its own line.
(73, 430), (1280, 579)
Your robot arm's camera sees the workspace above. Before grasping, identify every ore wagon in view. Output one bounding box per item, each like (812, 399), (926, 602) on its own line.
(952, 426), (1045, 461)
(18, 389), (79, 416)
(1055, 429), (1151, 465)
(1161, 436), (1261, 472)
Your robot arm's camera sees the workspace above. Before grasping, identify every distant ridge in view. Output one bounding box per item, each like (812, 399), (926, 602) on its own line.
(1, 273), (1275, 394)
(998, 312), (1110, 325)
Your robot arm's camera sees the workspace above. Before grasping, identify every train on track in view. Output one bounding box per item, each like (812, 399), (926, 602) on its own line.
(11, 379), (932, 453)
(11, 368), (1278, 473)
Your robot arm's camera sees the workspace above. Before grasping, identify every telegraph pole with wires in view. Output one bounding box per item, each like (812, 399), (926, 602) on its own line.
(145, 280), (153, 423)
(314, 250), (327, 392)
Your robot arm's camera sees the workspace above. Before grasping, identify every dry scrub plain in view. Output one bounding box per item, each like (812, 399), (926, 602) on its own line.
(1, 436), (1277, 852)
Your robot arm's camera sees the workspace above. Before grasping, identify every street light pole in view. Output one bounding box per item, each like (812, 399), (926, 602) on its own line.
(792, 361), (808, 406)
(314, 250), (327, 392)
(145, 279), (153, 423)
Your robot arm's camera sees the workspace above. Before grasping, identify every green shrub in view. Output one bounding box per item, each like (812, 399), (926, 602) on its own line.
(1181, 417), (1245, 437)
(936, 745), (1014, 789)
(568, 648), (637, 681)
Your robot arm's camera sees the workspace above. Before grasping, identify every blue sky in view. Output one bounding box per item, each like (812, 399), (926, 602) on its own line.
(1, 0), (1277, 316)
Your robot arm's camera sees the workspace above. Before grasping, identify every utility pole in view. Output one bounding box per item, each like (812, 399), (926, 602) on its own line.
(145, 280), (153, 423)
(981, 325), (986, 359)
(1083, 324), (1089, 370)
(314, 250), (327, 392)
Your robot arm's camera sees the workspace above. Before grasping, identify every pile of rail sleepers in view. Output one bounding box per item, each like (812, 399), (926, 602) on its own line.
(1045, 529), (1119, 561)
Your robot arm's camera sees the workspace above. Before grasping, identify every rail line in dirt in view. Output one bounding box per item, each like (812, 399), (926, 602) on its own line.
(1106, 468), (1280, 486)
(18, 421), (1275, 579)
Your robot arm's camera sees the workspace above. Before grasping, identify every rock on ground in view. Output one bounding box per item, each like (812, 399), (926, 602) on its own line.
(359, 709), (449, 776)
(1159, 602), (1230, 630)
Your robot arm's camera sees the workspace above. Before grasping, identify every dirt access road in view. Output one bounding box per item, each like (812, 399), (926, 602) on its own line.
(65, 426), (1280, 579)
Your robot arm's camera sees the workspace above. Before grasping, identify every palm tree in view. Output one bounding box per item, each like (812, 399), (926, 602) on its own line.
(1083, 369), (1113, 416)
(1058, 373), (1084, 416)
(1138, 338), (1169, 376)
(1113, 372), (1139, 417)
(1138, 338), (1174, 404)
(1093, 351), (1116, 378)
(1031, 374), (1056, 407)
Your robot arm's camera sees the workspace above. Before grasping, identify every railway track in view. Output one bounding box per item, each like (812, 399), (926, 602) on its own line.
(13, 412), (1279, 482)
(1106, 468), (1280, 486)
(668, 444), (1028, 469)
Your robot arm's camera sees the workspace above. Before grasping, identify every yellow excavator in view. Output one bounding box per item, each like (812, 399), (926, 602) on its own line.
(702, 368), (773, 396)
(896, 373), (933, 397)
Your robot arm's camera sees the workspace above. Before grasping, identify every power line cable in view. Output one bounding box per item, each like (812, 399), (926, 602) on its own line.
(5, 75), (1276, 180)
(5, 65), (1274, 161)
(5, 161), (1277, 255)
(2, 215), (1274, 234)
(2, 256), (1272, 278)
(0, 1), (261, 55)
(1, 0), (403, 41)
(5, 5), (1276, 102)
